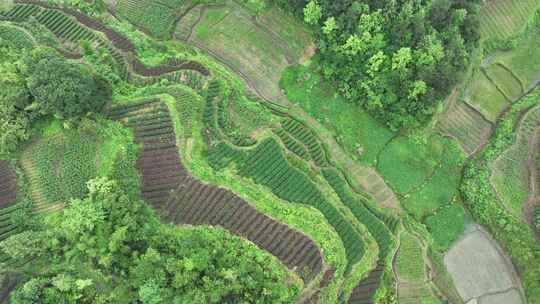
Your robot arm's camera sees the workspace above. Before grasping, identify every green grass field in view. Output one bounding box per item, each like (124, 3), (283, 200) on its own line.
(425, 204), (467, 252)
(400, 139), (465, 220)
(378, 135), (446, 195)
(281, 64), (394, 166)
(465, 68), (509, 121)
(485, 63), (524, 101)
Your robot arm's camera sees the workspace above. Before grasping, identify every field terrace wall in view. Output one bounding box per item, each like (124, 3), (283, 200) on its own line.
(106, 98), (325, 284)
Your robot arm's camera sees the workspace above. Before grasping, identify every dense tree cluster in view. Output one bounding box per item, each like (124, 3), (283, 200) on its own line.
(0, 42), (110, 158)
(1, 178), (300, 303)
(274, 0), (481, 129)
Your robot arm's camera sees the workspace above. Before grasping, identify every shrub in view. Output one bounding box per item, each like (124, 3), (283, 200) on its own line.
(24, 48), (110, 119)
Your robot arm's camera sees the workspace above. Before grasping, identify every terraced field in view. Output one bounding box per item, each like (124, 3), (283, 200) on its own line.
(174, 0), (313, 103)
(395, 232), (439, 304)
(480, 0), (540, 40)
(4, 0), (539, 303)
(1, 1), (210, 90)
(437, 92), (493, 155)
(107, 98), (326, 284)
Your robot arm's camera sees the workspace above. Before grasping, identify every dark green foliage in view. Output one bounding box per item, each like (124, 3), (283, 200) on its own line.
(0, 41), (32, 158)
(280, 118), (327, 166)
(322, 168), (394, 259)
(0, 42), (111, 158)
(275, 128), (310, 161)
(274, 0), (482, 130)
(24, 48), (110, 119)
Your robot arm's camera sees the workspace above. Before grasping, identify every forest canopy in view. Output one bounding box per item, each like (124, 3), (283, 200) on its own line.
(274, 0), (481, 130)
(1, 178), (300, 304)
(0, 43), (110, 158)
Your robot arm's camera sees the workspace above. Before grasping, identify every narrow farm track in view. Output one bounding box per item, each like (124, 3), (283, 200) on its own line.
(107, 98), (326, 285)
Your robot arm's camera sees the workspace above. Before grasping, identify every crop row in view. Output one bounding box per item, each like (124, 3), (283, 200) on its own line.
(132, 57), (210, 77)
(109, 99), (325, 283)
(3, 3), (129, 79)
(164, 172), (324, 282)
(207, 136), (365, 273)
(0, 4), (41, 22)
(275, 128), (310, 160)
(346, 264), (384, 304)
(0, 162), (17, 209)
(117, 0), (178, 38)
(322, 168), (395, 259)
(281, 118), (327, 166)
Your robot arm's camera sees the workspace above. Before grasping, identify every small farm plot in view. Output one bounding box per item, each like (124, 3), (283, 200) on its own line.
(109, 97), (325, 284)
(484, 63), (524, 101)
(184, 0), (312, 103)
(0, 162), (26, 265)
(436, 95), (493, 155)
(19, 131), (97, 212)
(495, 28), (540, 92)
(395, 232), (439, 304)
(115, 0), (188, 39)
(107, 98), (185, 209)
(347, 264), (384, 304)
(464, 68), (510, 122)
(491, 105), (540, 217)
(479, 0), (540, 41)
